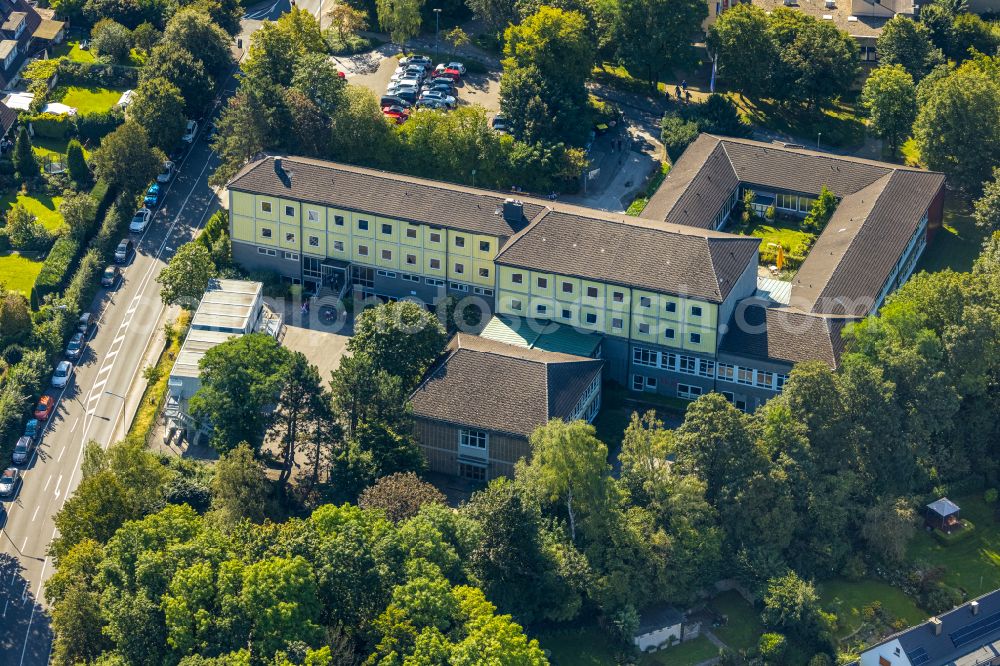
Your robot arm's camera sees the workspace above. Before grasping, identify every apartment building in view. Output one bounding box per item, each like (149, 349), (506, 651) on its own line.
(227, 140), (942, 412)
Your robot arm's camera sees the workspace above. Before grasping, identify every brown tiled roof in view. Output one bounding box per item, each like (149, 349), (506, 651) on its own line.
(643, 136), (739, 228)
(719, 299), (856, 368)
(409, 333), (603, 438)
(0, 101), (16, 134)
(494, 209), (760, 302)
(32, 18), (64, 41)
(228, 155), (547, 238)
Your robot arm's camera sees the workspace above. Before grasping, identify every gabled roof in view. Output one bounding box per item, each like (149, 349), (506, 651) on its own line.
(227, 155), (546, 239)
(719, 298), (856, 368)
(409, 333), (603, 438)
(494, 209), (759, 303)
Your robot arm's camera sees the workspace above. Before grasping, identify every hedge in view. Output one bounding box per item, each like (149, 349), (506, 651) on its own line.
(77, 110), (124, 145)
(56, 60), (139, 89)
(0, 349), (49, 447)
(29, 112), (73, 139)
(33, 235), (81, 304)
(932, 520), (976, 545)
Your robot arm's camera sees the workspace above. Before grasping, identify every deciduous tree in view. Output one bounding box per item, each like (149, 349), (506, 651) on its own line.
(876, 15), (942, 79)
(210, 442), (270, 524)
(127, 76), (187, 151)
(359, 472), (445, 523)
(615, 0), (706, 88)
(91, 18), (132, 63)
(973, 168), (1000, 232)
(708, 4), (777, 99)
(376, 0), (423, 47)
(860, 64), (916, 153)
(91, 121), (164, 194)
(348, 300), (447, 390)
(327, 4), (368, 42)
(156, 242), (217, 307)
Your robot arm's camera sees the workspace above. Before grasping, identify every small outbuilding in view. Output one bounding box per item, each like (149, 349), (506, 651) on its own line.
(926, 497), (961, 534)
(634, 604), (684, 652)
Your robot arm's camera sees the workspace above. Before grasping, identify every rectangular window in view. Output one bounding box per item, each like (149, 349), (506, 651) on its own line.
(458, 430), (486, 450)
(512, 273), (523, 284)
(358, 219), (369, 230)
(307, 210), (319, 222)
(308, 235), (319, 247)
(458, 463), (486, 482)
(474, 287), (494, 296)
(537, 277), (548, 288)
(586, 286), (599, 298)
(536, 304), (547, 315)
(717, 363), (735, 382)
(284, 252), (298, 261)
(429, 258), (441, 270)
(638, 322), (650, 334)
(406, 254), (417, 265)
(632, 374), (656, 391)
(401, 274), (420, 283)
(381, 249), (392, 260)
(690, 305), (703, 317)
(333, 240), (345, 251)
(721, 391), (734, 403)
(689, 332), (701, 344)
(799, 197), (815, 213)
(662, 351), (678, 371)
(664, 328), (675, 339)
(561, 282), (573, 294)
(677, 384), (703, 400)
(665, 301), (677, 313)
(406, 228), (418, 239)
(612, 318), (624, 330)
(334, 215), (345, 226)
(257, 247), (267, 255)
(450, 282), (469, 292)
(639, 296), (652, 308)
(260, 201), (272, 213)
(479, 240), (490, 252)
(585, 313), (597, 325)
(776, 374), (789, 391)
(737, 367), (754, 386)
(284, 205), (295, 217)
(679, 355), (696, 374)
(511, 298), (523, 311)
(562, 308), (572, 319)
(285, 232), (295, 243)
(429, 232), (442, 243)
(479, 267), (490, 278)
(358, 245), (369, 256)
(633, 347), (658, 367)
(698, 359), (715, 378)
(612, 291), (625, 303)
(454, 263), (465, 274)
(376, 269), (396, 278)
(455, 236), (466, 248)
(261, 228), (272, 238)
(381, 223), (392, 235)
(426, 277), (445, 287)
(757, 370), (774, 389)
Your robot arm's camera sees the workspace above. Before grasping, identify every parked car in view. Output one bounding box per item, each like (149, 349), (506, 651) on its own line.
(66, 332), (86, 360)
(392, 65), (426, 79)
(438, 67), (462, 81)
(417, 98), (449, 110)
(23, 419), (39, 442)
(33, 396), (55, 420)
(380, 95), (412, 109)
(12, 437), (34, 465)
(421, 82), (455, 96)
(52, 360), (73, 389)
(418, 90), (456, 107)
(0, 468), (19, 497)
(130, 207), (152, 233)
(203, 121), (217, 142)
(156, 160), (175, 183)
(182, 119), (198, 143)
(400, 55), (432, 67)
(78, 312), (93, 336)
(491, 114), (508, 133)
(114, 239), (133, 264)
(427, 76), (457, 88)
(382, 106), (410, 124)
(144, 183), (162, 207)
(386, 83), (419, 97)
(435, 62), (466, 75)
(102, 264), (121, 287)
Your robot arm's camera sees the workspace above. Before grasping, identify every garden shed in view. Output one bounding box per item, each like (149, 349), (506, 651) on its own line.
(634, 604), (684, 652)
(925, 497), (961, 533)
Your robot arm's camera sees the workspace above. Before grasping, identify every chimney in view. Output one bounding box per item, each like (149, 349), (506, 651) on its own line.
(930, 617), (942, 636)
(503, 198), (524, 224)
(971, 600), (980, 616)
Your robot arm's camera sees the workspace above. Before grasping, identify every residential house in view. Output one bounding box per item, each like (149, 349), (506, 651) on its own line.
(0, 0), (64, 90)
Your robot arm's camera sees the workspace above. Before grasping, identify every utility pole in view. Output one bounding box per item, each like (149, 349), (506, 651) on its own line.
(434, 8), (441, 62)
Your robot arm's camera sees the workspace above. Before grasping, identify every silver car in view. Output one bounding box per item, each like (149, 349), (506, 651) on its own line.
(52, 360), (73, 388)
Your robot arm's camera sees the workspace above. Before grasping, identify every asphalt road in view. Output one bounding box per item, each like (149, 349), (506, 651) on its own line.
(0, 102), (226, 666)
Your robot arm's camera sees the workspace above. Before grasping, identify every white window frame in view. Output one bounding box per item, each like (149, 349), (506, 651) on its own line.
(307, 235), (319, 247)
(459, 429), (488, 449)
(260, 201), (272, 213)
(307, 209), (320, 222)
(677, 383), (703, 400)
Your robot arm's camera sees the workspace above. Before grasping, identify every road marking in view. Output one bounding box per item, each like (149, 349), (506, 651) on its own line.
(69, 417), (79, 433)
(57, 446), (65, 462)
(113, 334), (127, 345)
(97, 364), (112, 376)
(42, 475), (51, 492)
(30, 506), (39, 522)
(52, 474), (62, 498)
(18, 555), (47, 666)
(20, 537), (26, 553)
(3, 599), (7, 617)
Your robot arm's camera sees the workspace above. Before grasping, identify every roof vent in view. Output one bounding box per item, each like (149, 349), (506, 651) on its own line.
(503, 198), (525, 225)
(825, 0), (835, 7)
(971, 600), (980, 615)
(930, 616), (942, 636)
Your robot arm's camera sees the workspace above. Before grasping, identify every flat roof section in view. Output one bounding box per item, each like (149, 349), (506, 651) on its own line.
(480, 315), (603, 358)
(172, 329), (237, 379)
(189, 279), (262, 332)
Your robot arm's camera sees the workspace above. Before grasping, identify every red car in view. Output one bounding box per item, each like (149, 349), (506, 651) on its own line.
(382, 105), (410, 124)
(441, 68), (462, 81)
(33, 395), (55, 420)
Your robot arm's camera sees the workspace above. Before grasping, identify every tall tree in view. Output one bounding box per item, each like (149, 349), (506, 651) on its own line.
(860, 64), (917, 153)
(358, 472), (446, 523)
(59, 192), (98, 241)
(615, 0), (706, 88)
(465, 0), (517, 32)
(973, 168), (1000, 232)
(376, 0), (423, 47)
(516, 419), (609, 542)
(347, 300), (447, 390)
(12, 126), (37, 182)
(156, 243), (217, 307)
(189, 333), (292, 452)
(91, 121), (164, 194)
(160, 7), (233, 78)
(91, 18), (133, 63)
(327, 4), (368, 42)
(708, 4), (777, 99)
(143, 45), (215, 116)
(66, 139), (89, 186)
(329, 351), (409, 438)
(269, 351), (333, 486)
(210, 442), (270, 525)
(127, 77), (187, 151)
(876, 15), (942, 80)
(777, 16), (859, 109)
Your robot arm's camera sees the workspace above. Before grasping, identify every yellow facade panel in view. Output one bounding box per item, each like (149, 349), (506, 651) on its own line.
(231, 192), (254, 217)
(232, 214), (255, 243)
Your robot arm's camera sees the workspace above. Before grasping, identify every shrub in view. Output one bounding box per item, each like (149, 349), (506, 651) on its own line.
(690, 94), (751, 137)
(76, 109), (124, 144)
(802, 186), (837, 232)
(66, 140), (89, 186)
(931, 519), (976, 545)
(92, 193), (132, 256)
(34, 235), (82, 302)
(90, 178), (114, 220)
(985, 488), (998, 504)
(660, 112), (699, 162)
(63, 248), (104, 314)
(3, 205), (50, 251)
(28, 112), (73, 139)
(56, 60), (139, 89)
(759, 633), (787, 663)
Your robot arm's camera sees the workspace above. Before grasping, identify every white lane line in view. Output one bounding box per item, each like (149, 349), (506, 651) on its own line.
(20, 537), (26, 553)
(97, 364), (113, 376)
(30, 506), (39, 522)
(112, 334), (127, 345)
(18, 555), (47, 666)
(57, 446), (65, 462)
(92, 378), (107, 392)
(69, 417), (79, 433)
(42, 475), (51, 492)
(52, 474), (63, 498)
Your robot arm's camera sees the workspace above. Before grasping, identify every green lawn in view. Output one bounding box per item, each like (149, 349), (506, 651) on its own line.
(819, 578), (927, 640)
(0, 192), (64, 231)
(51, 39), (96, 63)
(733, 94), (866, 149)
(57, 86), (123, 114)
(31, 136), (91, 164)
(731, 217), (816, 269)
(917, 194), (988, 274)
(640, 636), (719, 665)
(907, 494), (1000, 598)
(709, 591), (763, 652)
(537, 625), (621, 666)
(0, 251), (44, 297)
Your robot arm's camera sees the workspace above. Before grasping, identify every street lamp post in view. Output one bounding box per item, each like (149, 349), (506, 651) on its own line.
(434, 8), (442, 62)
(817, 132), (822, 150)
(105, 390), (127, 442)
